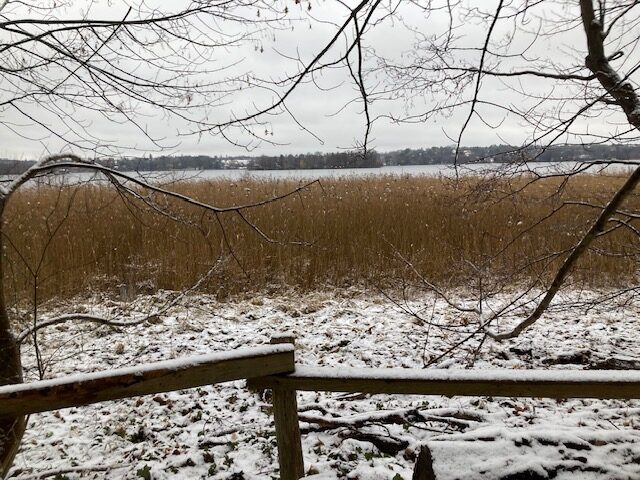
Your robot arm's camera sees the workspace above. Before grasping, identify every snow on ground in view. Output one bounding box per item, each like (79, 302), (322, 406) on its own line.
(7, 289), (640, 479)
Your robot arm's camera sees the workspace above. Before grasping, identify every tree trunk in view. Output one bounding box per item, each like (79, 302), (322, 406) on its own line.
(0, 200), (25, 478)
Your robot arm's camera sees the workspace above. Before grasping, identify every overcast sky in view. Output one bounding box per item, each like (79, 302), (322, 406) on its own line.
(0, 0), (637, 159)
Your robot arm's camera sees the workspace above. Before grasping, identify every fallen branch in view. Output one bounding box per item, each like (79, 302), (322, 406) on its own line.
(340, 431), (409, 456)
(299, 407), (484, 432)
(16, 256), (226, 345)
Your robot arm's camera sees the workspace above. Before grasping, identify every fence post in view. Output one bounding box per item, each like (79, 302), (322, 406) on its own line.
(270, 335), (304, 479)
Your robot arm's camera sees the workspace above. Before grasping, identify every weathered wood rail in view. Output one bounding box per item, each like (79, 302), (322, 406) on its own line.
(0, 345), (295, 416)
(2, 338), (640, 480)
(249, 365), (640, 398)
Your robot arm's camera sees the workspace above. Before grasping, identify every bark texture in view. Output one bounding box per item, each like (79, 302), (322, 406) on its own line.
(0, 200), (25, 479)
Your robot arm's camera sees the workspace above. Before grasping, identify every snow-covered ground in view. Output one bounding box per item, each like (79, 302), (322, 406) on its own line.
(7, 289), (640, 479)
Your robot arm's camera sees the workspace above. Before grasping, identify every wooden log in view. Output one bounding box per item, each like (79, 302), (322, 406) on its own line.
(272, 387), (305, 480)
(247, 366), (640, 399)
(0, 345), (294, 416)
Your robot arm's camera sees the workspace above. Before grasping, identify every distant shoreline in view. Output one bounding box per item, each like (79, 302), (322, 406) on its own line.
(1, 143), (639, 176)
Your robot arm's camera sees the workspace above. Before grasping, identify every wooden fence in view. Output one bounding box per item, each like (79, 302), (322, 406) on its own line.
(2, 337), (640, 480)
(250, 366), (640, 479)
(0, 345), (295, 416)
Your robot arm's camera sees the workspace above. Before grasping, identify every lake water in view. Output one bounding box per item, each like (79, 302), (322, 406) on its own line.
(84, 161), (639, 181)
(6, 160), (638, 186)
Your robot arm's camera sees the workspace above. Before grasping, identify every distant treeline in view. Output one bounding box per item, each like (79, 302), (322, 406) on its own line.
(383, 144), (640, 165)
(2, 144), (639, 175)
(249, 150), (383, 170)
(0, 159), (36, 175)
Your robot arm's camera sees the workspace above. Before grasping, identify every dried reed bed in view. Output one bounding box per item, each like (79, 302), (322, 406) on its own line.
(4, 172), (639, 304)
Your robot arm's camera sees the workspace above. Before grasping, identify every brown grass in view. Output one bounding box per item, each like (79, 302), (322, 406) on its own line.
(3, 172), (639, 304)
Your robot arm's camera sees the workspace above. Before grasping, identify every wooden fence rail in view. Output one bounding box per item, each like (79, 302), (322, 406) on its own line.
(0, 345), (294, 416)
(248, 365), (640, 399)
(3, 339), (640, 480)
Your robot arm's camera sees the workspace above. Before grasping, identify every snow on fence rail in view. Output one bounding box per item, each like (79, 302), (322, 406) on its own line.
(3, 336), (640, 480)
(0, 344), (295, 416)
(247, 365), (640, 399)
